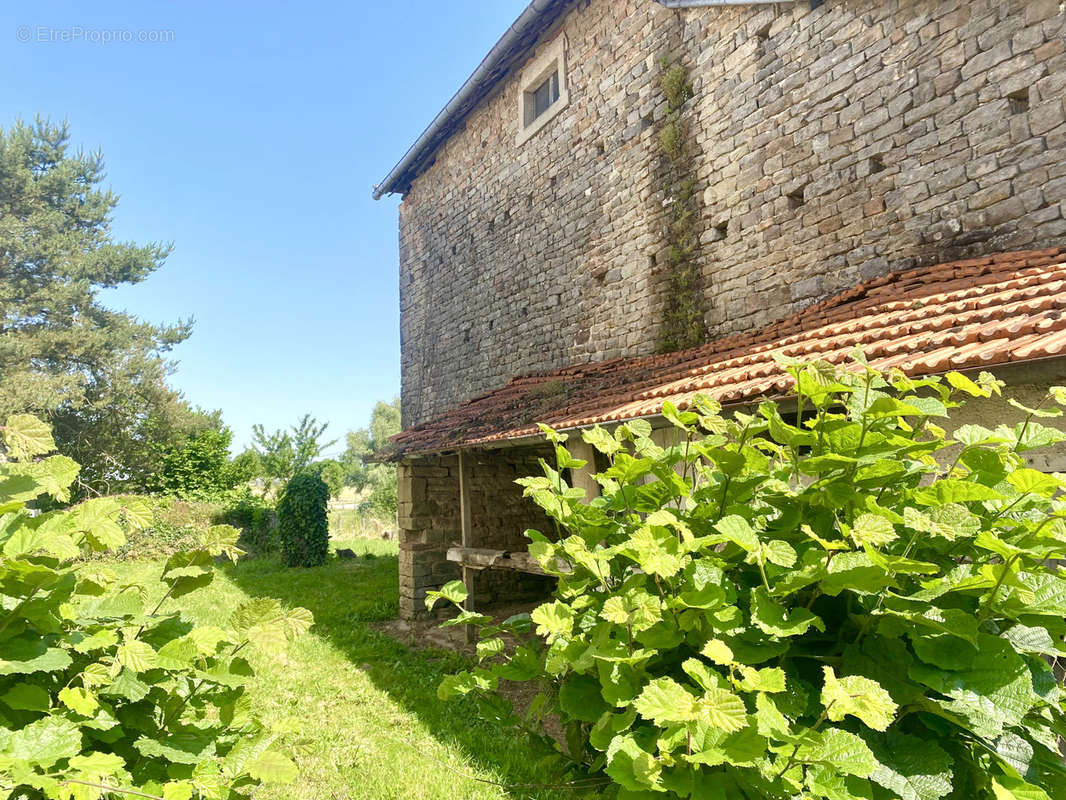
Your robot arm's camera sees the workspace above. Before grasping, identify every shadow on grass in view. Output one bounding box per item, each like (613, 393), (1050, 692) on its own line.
(223, 546), (571, 800)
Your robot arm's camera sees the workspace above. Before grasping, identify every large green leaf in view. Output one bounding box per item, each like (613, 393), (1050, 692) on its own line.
(1002, 625), (1063, 657)
(71, 497), (127, 551)
(687, 724), (766, 767)
(820, 667), (898, 731)
(624, 525), (684, 577)
(0, 637), (73, 675)
(601, 590), (662, 632)
(909, 634), (1034, 738)
(805, 765), (875, 800)
(882, 604), (979, 645)
(796, 728), (878, 778)
(424, 579), (467, 611)
(583, 426), (622, 456)
(68, 751), (126, 777)
(6, 715), (81, 767)
(58, 686), (99, 716)
(134, 728), (217, 764)
(865, 732), (953, 800)
(750, 588), (824, 638)
(161, 550), (214, 599)
(734, 665), (785, 694)
(161, 782), (195, 800)
(677, 560), (726, 610)
(910, 633), (977, 671)
(606, 734), (662, 792)
(102, 669), (150, 702)
(698, 687), (747, 733)
(116, 640), (158, 673)
(849, 514), (897, 548)
(2, 414), (56, 460)
(530, 600), (575, 639)
(590, 709), (637, 751)
(712, 515), (758, 552)
(560, 674), (609, 723)
(841, 635), (923, 706)
(991, 774), (1052, 800)
(26, 455), (79, 501)
(633, 677), (697, 726)
(1012, 572), (1066, 617)
(912, 479), (1001, 507)
(1, 682), (51, 712)
(821, 552), (895, 596)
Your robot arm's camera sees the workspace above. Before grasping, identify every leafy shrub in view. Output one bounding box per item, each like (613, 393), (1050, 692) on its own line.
(214, 491), (278, 555)
(277, 473), (329, 567)
(0, 414), (312, 799)
(430, 358), (1066, 800)
(99, 495), (223, 561)
(143, 427), (238, 499)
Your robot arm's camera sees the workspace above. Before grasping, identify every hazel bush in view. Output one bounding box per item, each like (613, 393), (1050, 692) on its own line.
(0, 415), (312, 799)
(430, 356), (1066, 800)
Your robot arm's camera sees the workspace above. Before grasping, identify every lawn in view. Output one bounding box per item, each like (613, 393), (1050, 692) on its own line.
(110, 540), (569, 800)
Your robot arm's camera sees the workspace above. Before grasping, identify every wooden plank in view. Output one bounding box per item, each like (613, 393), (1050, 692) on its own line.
(458, 451), (476, 643)
(566, 438), (601, 502)
(447, 545), (563, 575)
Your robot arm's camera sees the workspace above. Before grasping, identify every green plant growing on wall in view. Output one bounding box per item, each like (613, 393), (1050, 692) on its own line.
(657, 58), (707, 354)
(277, 473), (330, 567)
(0, 414), (311, 799)
(429, 356), (1066, 799)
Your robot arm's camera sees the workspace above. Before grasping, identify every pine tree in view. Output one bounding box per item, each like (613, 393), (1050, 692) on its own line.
(0, 117), (200, 492)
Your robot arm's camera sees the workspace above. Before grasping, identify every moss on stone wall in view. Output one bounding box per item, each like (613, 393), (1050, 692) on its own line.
(657, 58), (708, 353)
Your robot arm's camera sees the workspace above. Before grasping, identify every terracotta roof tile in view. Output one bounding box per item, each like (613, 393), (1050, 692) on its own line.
(384, 248), (1066, 460)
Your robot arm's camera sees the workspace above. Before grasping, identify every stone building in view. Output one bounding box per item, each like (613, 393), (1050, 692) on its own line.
(374, 0), (1066, 618)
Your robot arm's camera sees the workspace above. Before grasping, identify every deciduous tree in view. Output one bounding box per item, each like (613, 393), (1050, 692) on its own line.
(251, 414), (336, 481)
(342, 397), (400, 519)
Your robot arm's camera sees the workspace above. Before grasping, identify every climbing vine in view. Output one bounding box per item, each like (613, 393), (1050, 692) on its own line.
(657, 57), (708, 353)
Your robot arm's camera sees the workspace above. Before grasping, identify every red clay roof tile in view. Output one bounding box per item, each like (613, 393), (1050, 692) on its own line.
(384, 248), (1066, 460)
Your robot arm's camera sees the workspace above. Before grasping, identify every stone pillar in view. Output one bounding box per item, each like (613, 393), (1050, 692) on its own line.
(397, 456), (461, 619)
(396, 446), (557, 619)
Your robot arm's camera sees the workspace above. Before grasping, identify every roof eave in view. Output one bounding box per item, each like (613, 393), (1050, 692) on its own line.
(372, 0), (572, 200)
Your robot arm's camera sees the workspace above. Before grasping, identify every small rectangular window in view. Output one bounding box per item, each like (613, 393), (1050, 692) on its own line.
(516, 35), (569, 146)
(532, 72), (560, 120)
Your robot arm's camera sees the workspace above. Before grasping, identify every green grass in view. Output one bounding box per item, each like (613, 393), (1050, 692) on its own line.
(110, 543), (568, 800)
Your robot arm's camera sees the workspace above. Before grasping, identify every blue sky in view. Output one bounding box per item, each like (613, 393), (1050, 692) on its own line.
(0, 0), (528, 453)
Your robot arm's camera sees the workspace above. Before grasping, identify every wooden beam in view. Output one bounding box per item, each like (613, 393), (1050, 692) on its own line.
(566, 438), (601, 502)
(447, 545), (569, 575)
(458, 450), (476, 643)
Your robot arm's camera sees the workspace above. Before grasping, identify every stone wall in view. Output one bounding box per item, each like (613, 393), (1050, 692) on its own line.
(397, 0), (1066, 427)
(397, 447), (556, 619)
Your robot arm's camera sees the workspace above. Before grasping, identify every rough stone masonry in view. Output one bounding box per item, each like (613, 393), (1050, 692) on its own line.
(392, 0), (1066, 617)
(397, 447), (556, 617)
(398, 0), (1066, 427)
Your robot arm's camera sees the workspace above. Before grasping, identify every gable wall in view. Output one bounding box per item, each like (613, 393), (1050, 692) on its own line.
(398, 0), (1066, 427)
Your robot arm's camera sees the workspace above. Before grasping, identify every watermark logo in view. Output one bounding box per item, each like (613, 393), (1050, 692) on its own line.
(17, 26), (175, 44)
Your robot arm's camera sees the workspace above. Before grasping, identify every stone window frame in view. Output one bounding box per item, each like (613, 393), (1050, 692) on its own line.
(516, 34), (569, 146)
